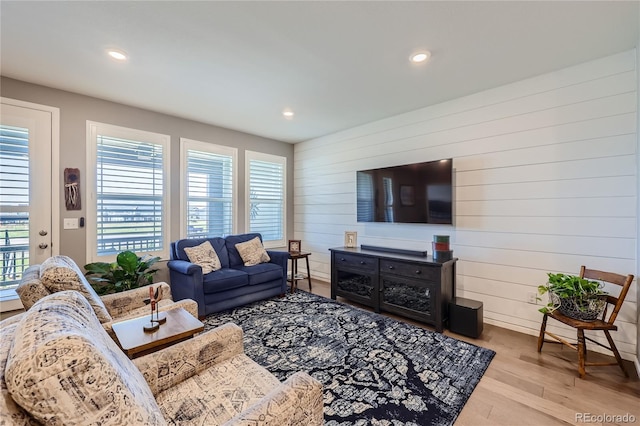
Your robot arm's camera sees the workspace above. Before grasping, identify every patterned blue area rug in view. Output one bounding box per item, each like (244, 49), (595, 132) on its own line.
(204, 291), (495, 425)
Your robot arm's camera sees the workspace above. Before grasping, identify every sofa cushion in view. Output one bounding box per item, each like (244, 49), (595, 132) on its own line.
(14, 265), (48, 310)
(235, 237), (271, 267)
(39, 255), (112, 323)
(235, 263), (283, 286)
(175, 237), (229, 268)
(225, 233), (263, 267)
(0, 316), (32, 425)
(202, 268), (249, 293)
(184, 241), (222, 274)
(5, 291), (166, 426)
(156, 353), (280, 425)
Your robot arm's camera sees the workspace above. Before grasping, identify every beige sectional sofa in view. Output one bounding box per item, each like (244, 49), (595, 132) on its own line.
(15, 255), (199, 339)
(1, 290), (324, 425)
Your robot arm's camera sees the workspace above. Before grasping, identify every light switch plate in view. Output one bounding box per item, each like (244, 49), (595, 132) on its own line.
(63, 218), (79, 230)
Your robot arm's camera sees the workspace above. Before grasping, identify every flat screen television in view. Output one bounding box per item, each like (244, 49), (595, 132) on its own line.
(356, 159), (453, 224)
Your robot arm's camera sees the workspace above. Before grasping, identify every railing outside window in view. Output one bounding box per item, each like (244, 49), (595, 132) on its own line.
(1, 213), (29, 288)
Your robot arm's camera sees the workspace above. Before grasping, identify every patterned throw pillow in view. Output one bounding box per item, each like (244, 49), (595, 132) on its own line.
(39, 255), (112, 323)
(235, 237), (271, 267)
(184, 241), (222, 274)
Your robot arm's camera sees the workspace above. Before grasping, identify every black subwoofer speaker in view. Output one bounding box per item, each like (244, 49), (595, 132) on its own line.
(448, 297), (483, 338)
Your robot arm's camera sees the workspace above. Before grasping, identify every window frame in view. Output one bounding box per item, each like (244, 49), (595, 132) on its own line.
(245, 150), (286, 249)
(86, 121), (171, 262)
(179, 138), (238, 239)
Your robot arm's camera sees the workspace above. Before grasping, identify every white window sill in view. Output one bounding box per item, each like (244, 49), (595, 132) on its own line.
(0, 288), (24, 313)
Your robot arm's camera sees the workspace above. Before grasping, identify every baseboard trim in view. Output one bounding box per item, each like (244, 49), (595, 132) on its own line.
(360, 244), (428, 257)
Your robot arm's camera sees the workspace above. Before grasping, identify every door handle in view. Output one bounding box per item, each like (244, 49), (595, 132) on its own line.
(38, 243), (48, 249)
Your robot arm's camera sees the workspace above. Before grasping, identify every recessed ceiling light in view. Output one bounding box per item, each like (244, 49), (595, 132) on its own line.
(410, 51), (431, 64)
(107, 49), (128, 61)
(282, 109), (294, 119)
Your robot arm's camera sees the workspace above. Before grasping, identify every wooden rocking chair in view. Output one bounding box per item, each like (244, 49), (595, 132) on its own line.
(537, 266), (634, 378)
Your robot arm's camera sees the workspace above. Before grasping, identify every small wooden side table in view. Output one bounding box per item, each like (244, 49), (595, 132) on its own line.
(288, 251), (312, 293)
(112, 307), (204, 359)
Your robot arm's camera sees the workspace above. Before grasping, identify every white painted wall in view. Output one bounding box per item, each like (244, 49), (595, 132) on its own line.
(294, 50), (638, 360)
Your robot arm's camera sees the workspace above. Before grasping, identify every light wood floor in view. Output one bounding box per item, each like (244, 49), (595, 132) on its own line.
(304, 279), (640, 425)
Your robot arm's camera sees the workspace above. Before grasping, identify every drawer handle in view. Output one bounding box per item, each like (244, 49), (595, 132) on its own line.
(340, 258), (346, 261)
(360, 261), (366, 265)
(415, 270), (421, 274)
(388, 265), (394, 270)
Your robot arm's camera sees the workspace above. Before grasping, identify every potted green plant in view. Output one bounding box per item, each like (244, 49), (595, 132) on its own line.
(537, 272), (607, 321)
(84, 250), (161, 295)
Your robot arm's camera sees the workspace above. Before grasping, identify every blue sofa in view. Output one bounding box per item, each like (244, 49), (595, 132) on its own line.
(167, 233), (289, 317)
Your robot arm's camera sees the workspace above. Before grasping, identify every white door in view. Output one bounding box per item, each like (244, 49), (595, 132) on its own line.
(0, 101), (55, 288)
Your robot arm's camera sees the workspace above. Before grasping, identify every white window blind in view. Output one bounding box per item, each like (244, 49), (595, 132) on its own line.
(181, 139), (236, 238)
(246, 151), (285, 247)
(87, 122), (170, 261)
(0, 125), (29, 288)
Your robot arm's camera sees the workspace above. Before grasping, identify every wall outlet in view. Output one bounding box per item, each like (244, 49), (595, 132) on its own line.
(526, 292), (537, 304)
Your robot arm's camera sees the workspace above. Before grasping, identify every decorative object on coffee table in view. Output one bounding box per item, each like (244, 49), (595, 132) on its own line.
(142, 320), (159, 332)
(288, 239), (301, 253)
(143, 286), (160, 332)
(344, 231), (357, 248)
(151, 285), (167, 324)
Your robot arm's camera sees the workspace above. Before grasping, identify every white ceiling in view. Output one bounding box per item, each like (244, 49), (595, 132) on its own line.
(1, 1), (638, 143)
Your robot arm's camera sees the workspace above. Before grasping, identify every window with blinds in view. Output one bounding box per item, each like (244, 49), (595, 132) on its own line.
(246, 151), (286, 248)
(0, 125), (29, 288)
(87, 122), (169, 261)
(181, 139), (236, 239)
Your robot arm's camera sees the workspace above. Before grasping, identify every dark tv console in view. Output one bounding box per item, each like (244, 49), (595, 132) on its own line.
(329, 246), (457, 332)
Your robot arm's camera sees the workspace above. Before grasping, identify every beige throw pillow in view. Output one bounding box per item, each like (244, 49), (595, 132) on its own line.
(184, 241), (222, 274)
(235, 237), (271, 266)
(39, 255), (112, 323)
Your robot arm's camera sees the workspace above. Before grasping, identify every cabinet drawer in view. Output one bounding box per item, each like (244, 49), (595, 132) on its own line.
(380, 259), (439, 281)
(334, 253), (377, 272)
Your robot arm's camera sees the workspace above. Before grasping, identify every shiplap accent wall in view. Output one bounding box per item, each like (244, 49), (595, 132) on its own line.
(294, 50), (638, 360)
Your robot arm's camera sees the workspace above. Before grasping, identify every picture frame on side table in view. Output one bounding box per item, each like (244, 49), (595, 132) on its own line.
(344, 231), (357, 248)
(288, 239), (301, 253)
